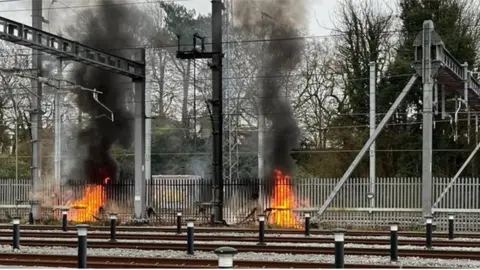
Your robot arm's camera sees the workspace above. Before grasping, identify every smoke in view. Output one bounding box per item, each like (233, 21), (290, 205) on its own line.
(234, 0), (307, 192)
(67, 0), (145, 184)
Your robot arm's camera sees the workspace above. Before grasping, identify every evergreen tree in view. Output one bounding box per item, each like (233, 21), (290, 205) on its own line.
(377, 0), (480, 176)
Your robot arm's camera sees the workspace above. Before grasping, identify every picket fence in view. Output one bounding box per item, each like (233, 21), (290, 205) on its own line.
(0, 177), (479, 231)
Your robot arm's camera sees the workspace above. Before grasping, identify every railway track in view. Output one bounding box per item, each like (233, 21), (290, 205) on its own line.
(0, 253), (418, 268)
(1, 238), (478, 261)
(0, 224), (476, 239)
(0, 231), (477, 248)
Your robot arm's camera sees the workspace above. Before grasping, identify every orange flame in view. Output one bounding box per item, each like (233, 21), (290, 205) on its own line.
(67, 178), (108, 223)
(269, 169), (300, 228)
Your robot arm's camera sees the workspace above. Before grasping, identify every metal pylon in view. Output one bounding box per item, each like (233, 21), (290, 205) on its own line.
(223, 0), (239, 183)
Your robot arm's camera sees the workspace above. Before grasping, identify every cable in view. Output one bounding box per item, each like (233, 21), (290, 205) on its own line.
(1, 147), (479, 160)
(0, 112), (476, 135)
(0, 21), (475, 52)
(0, 0), (191, 13)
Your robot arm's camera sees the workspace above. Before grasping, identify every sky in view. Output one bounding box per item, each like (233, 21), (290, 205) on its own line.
(181, 0), (336, 36)
(0, 0), (336, 38)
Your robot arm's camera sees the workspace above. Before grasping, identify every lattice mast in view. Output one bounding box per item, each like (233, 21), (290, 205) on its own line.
(223, 0), (240, 183)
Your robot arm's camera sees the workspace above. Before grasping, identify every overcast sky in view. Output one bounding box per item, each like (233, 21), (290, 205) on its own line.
(0, 0), (336, 37)
(181, 0), (336, 36)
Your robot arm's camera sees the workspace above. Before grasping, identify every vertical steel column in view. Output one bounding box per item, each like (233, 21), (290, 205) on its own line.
(133, 48), (146, 220)
(211, 0), (224, 223)
(463, 63), (470, 143)
(369, 61), (376, 208)
(433, 81), (438, 116)
(258, 111), (265, 178)
(54, 60), (62, 188)
(145, 75), (152, 206)
(257, 13), (267, 212)
(422, 21), (434, 218)
(31, 0), (43, 221)
(441, 84), (446, 119)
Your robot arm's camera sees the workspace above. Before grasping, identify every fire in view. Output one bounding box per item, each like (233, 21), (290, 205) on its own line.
(67, 178), (109, 223)
(269, 169), (300, 229)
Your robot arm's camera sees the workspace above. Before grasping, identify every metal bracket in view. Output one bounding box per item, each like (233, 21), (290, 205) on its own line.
(453, 98), (467, 142)
(176, 33), (224, 60)
(93, 89), (114, 122)
(454, 99), (462, 141)
(476, 114), (479, 144)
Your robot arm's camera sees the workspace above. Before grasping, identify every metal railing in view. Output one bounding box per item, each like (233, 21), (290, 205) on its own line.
(1, 177), (480, 230)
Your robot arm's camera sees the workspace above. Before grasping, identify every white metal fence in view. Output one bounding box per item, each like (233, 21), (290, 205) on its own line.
(293, 177), (480, 231)
(1, 177), (479, 231)
(294, 177), (480, 210)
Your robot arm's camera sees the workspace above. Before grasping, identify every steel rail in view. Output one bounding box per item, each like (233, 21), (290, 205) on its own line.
(0, 231), (478, 248)
(0, 224), (478, 239)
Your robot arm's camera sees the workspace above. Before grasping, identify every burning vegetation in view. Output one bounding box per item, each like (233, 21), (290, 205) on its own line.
(234, 0), (307, 228)
(67, 177), (109, 222)
(269, 170), (300, 228)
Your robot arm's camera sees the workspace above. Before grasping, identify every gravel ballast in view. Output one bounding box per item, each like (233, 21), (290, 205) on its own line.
(0, 244), (479, 268)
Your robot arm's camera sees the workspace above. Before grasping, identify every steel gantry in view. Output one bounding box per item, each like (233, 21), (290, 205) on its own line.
(315, 20), (480, 222)
(0, 15), (148, 221)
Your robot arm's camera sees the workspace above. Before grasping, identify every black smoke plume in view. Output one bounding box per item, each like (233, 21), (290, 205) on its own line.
(67, 0), (141, 185)
(234, 0), (306, 195)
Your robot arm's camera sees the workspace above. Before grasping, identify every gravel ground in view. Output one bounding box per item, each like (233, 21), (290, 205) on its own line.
(0, 244), (479, 268)
(1, 236), (480, 252)
(0, 229), (476, 242)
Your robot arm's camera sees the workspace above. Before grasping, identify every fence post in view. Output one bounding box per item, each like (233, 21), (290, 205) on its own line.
(76, 224), (89, 269)
(109, 212), (117, 242)
(448, 214), (454, 240)
(425, 215), (433, 249)
(12, 216), (20, 250)
(187, 218), (195, 255)
(28, 209), (33, 225)
(176, 211), (182, 234)
(214, 246), (238, 269)
(61, 207), (69, 232)
(390, 222), (398, 262)
(257, 214), (266, 245)
(334, 228), (345, 269)
(28, 200), (38, 225)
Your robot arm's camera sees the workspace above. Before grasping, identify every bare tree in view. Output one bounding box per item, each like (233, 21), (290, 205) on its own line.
(294, 40), (337, 149)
